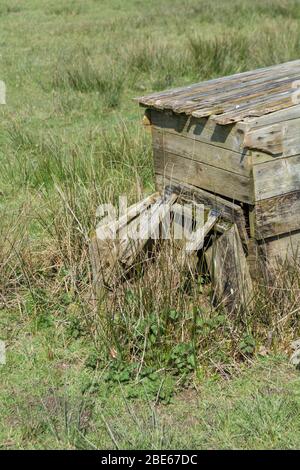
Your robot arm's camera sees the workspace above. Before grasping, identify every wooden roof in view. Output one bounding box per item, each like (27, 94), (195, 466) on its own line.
(136, 60), (300, 125)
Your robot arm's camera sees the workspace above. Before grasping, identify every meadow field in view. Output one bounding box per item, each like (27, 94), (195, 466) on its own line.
(1, 0), (300, 449)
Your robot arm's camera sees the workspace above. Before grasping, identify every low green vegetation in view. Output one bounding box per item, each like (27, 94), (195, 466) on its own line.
(1, 0), (300, 449)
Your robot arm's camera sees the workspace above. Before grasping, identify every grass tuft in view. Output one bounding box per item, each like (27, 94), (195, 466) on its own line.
(53, 49), (124, 108)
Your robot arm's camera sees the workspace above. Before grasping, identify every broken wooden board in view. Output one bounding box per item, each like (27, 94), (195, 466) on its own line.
(96, 192), (160, 240)
(89, 234), (121, 294)
(186, 209), (220, 252)
(205, 224), (253, 312)
(258, 229), (300, 268)
(172, 207), (220, 275)
(90, 189), (179, 287)
(155, 176), (249, 246)
(90, 192), (166, 287)
(252, 190), (300, 239)
(119, 191), (177, 267)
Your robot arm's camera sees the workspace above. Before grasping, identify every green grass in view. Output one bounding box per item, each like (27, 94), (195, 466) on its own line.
(1, 344), (300, 449)
(1, 0), (300, 449)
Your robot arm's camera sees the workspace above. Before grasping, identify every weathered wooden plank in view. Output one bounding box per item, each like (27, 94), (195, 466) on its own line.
(244, 117), (300, 158)
(171, 203), (229, 239)
(120, 191), (177, 267)
(259, 230), (300, 267)
(154, 148), (254, 204)
(244, 123), (284, 155)
(205, 225), (253, 312)
(247, 238), (266, 281)
(173, 74), (300, 115)
(179, 78), (300, 119)
(149, 109), (244, 153)
(96, 192), (160, 240)
(149, 109), (300, 164)
(253, 154), (300, 201)
(171, 201), (204, 241)
(253, 191), (300, 239)
(137, 59), (300, 111)
(243, 104), (300, 129)
(155, 175), (249, 245)
(210, 90), (298, 125)
(170, 207), (219, 273)
(152, 128), (251, 176)
(186, 209), (220, 252)
(91, 191), (178, 276)
(89, 234), (119, 291)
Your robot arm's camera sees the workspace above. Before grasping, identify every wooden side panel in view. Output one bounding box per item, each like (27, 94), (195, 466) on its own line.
(244, 123), (284, 155)
(205, 225), (253, 312)
(259, 230), (300, 267)
(244, 104), (300, 129)
(247, 238), (266, 281)
(149, 108), (300, 166)
(150, 109), (244, 152)
(152, 128), (251, 176)
(253, 154), (300, 201)
(154, 148), (253, 204)
(254, 191), (300, 239)
(251, 137), (300, 239)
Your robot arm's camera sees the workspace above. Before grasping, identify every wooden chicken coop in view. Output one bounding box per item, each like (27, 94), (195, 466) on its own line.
(137, 60), (300, 276)
(91, 60), (300, 312)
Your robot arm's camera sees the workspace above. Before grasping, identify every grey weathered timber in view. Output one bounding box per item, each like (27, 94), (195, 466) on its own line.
(258, 230), (300, 268)
(186, 209), (220, 252)
(135, 59), (300, 276)
(149, 109), (245, 153)
(120, 191), (177, 266)
(155, 175), (249, 245)
(154, 148), (253, 204)
(137, 60), (300, 123)
(205, 224), (253, 312)
(152, 128), (251, 176)
(253, 191), (300, 239)
(253, 154), (300, 201)
(90, 190), (179, 287)
(98, 192), (160, 240)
